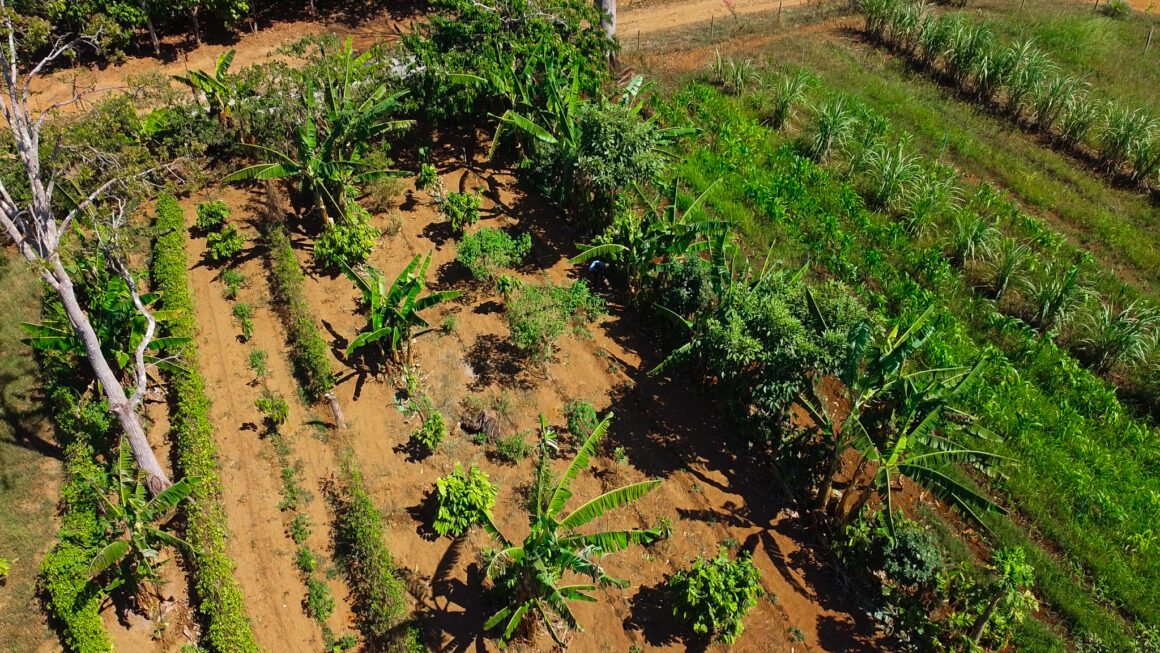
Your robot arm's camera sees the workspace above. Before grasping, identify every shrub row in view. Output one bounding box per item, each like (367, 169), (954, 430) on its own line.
(38, 359), (115, 653)
(152, 192), (260, 652)
(262, 222), (336, 401)
(327, 452), (411, 649)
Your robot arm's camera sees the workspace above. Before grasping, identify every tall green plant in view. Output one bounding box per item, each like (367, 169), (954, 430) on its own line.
(173, 49), (237, 126)
(343, 253), (462, 367)
(86, 440), (198, 610)
(482, 414), (663, 645)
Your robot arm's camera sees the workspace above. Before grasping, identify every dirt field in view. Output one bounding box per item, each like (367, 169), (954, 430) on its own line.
(162, 129), (881, 651)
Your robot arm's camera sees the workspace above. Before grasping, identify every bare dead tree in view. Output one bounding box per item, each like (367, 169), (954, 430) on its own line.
(0, 2), (173, 493)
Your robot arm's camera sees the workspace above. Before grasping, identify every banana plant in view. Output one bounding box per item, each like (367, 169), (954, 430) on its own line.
(21, 261), (189, 380)
(845, 361), (1012, 532)
(224, 77), (412, 226)
(86, 439), (199, 610)
(343, 252), (462, 367)
(570, 178), (736, 298)
(481, 413), (664, 645)
(172, 49), (237, 126)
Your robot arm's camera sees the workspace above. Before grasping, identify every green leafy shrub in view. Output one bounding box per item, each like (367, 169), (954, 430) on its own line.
(493, 432), (532, 463)
(433, 463), (498, 537)
(416, 162), (439, 191)
(882, 525), (944, 589)
(314, 218), (380, 270)
(442, 191), (481, 232)
(304, 578), (335, 622)
(265, 223), (335, 401)
(296, 546), (317, 575)
(232, 302), (254, 342)
(248, 348), (268, 377)
(222, 268), (245, 300)
(1099, 0), (1131, 18)
(563, 399), (598, 440)
(455, 227), (532, 281)
(670, 549), (763, 644)
(289, 513), (311, 545)
(196, 200), (230, 231)
(410, 410), (448, 453)
(152, 192), (261, 652)
(328, 454), (408, 647)
(255, 392), (289, 431)
(0, 557), (9, 579)
(507, 281), (606, 361)
(206, 224), (247, 262)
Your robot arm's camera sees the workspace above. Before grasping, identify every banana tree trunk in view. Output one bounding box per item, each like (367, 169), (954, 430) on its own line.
(139, 0), (161, 56)
(816, 443), (843, 511)
(969, 591), (1003, 644)
(49, 257), (172, 495)
(325, 392), (346, 429)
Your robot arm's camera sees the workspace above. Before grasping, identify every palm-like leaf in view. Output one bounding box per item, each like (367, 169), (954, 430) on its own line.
(547, 414), (612, 519)
(87, 540), (132, 575)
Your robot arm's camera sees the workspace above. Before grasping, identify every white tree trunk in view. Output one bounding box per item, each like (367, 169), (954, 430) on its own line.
(48, 257), (172, 493)
(0, 4), (172, 494)
(139, 0), (161, 56)
(598, 0), (616, 39)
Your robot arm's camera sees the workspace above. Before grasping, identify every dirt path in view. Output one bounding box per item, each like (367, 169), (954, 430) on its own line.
(620, 0), (810, 36)
(182, 190), (354, 653)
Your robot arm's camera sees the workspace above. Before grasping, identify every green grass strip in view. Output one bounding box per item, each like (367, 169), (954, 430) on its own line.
(152, 192), (260, 653)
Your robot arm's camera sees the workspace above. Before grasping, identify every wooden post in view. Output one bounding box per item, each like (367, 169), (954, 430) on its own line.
(710, 15), (715, 41)
(637, 28), (641, 51)
(1019, 0), (1026, 10)
(779, 0), (783, 25)
(1147, 25), (1155, 54)
(1093, 0), (1100, 13)
(326, 392), (346, 429)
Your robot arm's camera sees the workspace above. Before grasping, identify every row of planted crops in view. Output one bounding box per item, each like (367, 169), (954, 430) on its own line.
(14, 0), (1160, 651)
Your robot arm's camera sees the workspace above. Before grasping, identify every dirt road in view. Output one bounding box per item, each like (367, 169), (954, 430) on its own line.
(620, 0), (810, 36)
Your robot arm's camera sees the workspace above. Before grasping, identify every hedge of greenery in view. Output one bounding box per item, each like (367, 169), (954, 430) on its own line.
(263, 222), (335, 401)
(152, 192), (260, 652)
(329, 452), (409, 649)
(38, 357), (115, 653)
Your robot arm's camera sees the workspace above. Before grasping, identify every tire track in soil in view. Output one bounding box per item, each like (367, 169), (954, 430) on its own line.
(181, 191), (352, 653)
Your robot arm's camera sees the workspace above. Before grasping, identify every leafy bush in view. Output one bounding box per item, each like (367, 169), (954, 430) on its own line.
(410, 410), (448, 453)
(265, 222), (335, 401)
(195, 200), (230, 231)
(442, 191), (481, 232)
(255, 392), (289, 431)
(232, 301), (254, 341)
(329, 454), (408, 648)
(493, 432), (532, 463)
(416, 162), (439, 191)
(314, 217), (380, 270)
(289, 513), (311, 545)
(222, 268), (245, 299)
(670, 549), (763, 644)
(206, 224), (247, 262)
(295, 546), (317, 575)
(455, 227), (532, 281)
(656, 257), (716, 318)
(883, 526), (944, 589)
(248, 348), (268, 377)
(563, 399), (598, 440)
(1099, 0), (1131, 18)
(433, 463), (498, 537)
(304, 578), (335, 622)
(507, 280), (606, 361)
(152, 193), (260, 651)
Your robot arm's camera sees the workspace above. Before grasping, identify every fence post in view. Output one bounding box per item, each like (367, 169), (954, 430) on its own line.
(779, 0), (784, 25)
(710, 15), (715, 41)
(1093, 0), (1100, 13)
(1147, 24), (1156, 54)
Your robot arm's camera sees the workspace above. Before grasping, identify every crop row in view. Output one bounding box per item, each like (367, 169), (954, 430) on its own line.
(151, 192), (261, 652)
(656, 81), (1158, 646)
(862, 0), (1160, 188)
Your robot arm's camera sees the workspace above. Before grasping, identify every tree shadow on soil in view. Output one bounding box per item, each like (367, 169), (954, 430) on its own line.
(412, 533), (493, 652)
(464, 334), (537, 391)
(624, 581), (700, 650)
